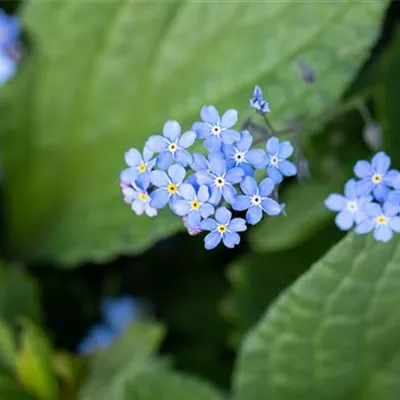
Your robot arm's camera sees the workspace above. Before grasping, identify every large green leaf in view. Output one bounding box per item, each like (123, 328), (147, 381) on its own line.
(0, 372), (38, 400)
(2, 1), (388, 265)
(233, 233), (400, 400)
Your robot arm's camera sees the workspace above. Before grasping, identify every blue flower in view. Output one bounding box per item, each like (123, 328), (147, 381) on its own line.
(120, 147), (156, 183)
(172, 184), (214, 228)
(192, 105), (241, 151)
(249, 85), (270, 114)
(256, 137), (297, 183)
(354, 151), (400, 201)
(388, 190), (400, 205)
(123, 175), (157, 217)
(146, 120), (196, 169)
(196, 154), (244, 205)
(324, 179), (372, 231)
(200, 207), (247, 249)
(355, 201), (400, 242)
(222, 131), (265, 176)
(233, 176), (281, 224)
(77, 324), (116, 355)
(150, 164), (186, 209)
(101, 296), (142, 335)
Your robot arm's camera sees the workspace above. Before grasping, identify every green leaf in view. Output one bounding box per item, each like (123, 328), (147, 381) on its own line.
(0, 320), (17, 372)
(17, 321), (59, 400)
(1, 1), (388, 266)
(0, 263), (40, 326)
(79, 322), (166, 400)
(121, 369), (224, 400)
(0, 372), (38, 400)
(233, 233), (400, 399)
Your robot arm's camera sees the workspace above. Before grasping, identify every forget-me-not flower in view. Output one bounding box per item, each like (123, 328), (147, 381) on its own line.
(123, 175), (157, 217)
(233, 176), (281, 224)
(355, 201), (400, 242)
(120, 147), (156, 183)
(192, 105), (241, 151)
(77, 324), (115, 355)
(172, 184), (214, 228)
(150, 164), (186, 209)
(257, 137), (297, 183)
(200, 207), (247, 250)
(222, 130), (265, 176)
(146, 120), (196, 169)
(249, 85), (270, 114)
(324, 179), (372, 231)
(196, 154), (244, 205)
(354, 151), (400, 201)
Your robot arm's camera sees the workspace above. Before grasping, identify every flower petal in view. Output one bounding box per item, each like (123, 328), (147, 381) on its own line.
(179, 183), (196, 201)
(324, 194), (346, 211)
(233, 195), (251, 211)
(146, 135), (168, 153)
(246, 206), (263, 225)
(200, 203), (214, 218)
(365, 203), (382, 217)
(222, 185), (237, 204)
(383, 201), (399, 217)
(344, 179), (357, 199)
(221, 129), (241, 144)
(371, 151), (390, 174)
(209, 186), (222, 205)
(187, 211), (201, 228)
(240, 176), (258, 196)
(209, 156), (226, 177)
(261, 198), (281, 215)
(222, 231), (240, 248)
(335, 210), (354, 231)
(267, 166), (283, 183)
(204, 135), (222, 152)
(120, 167), (138, 184)
(355, 218), (375, 234)
(125, 148), (142, 167)
(266, 137), (279, 154)
(374, 225), (393, 242)
(246, 149), (265, 165)
(259, 177), (275, 197)
(196, 171), (214, 185)
(354, 160), (373, 178)
(169, 163), (186, 184)
(357, 179), (374, 196)
(228, 218), (247, 232)
(132, 200), (145, 215)
(163, 120), (181, 142)
(178, 130), (196, 148)
(278, 141), (294, 159)
(204, 231), (222, 250)
(150, 170), (169, 187)
(150, 188), (169, 209)
(175, 149), (193, 167)
(236, 131), (253, 151)
(172, 199), (191, 216)
(240, 163), (255, 177)
(215, 207), (231, 224)
(145, 205), (157, 217)
(192, 153), (208, 171)
(200, 105), (219, 124)
(389, 216), (400, 232)
(373, 185), (389, 203)
(225, 167), (244, 184)
(200, 218), (218, 231)
(220, 109), (238, 128)
(157, 151), (174, 170)
(143, 146), (153, 162)
(192, 122), (210, 139)
(279, 160), (297, 177)
(197, 185), (210, 202)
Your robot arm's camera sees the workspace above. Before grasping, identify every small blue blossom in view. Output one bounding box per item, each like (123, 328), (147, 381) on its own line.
(233, 176), (281, 224)
(257, 136), (297, 183)
(355, 201), (400, 242)
(172, 184), (214, 228)
(101, 296), (142, 335)
(196, 154), (244, 205)
(120, 147), (156, 183)
(77, 324), (116, 355)
(146, 120), (196, 169)
(122, 175), (157, 217)
(324, 179), (372, 231)
(249, 85), (270, 114)
(192, 105), (241, 151)
(200, 206), (247, 250)
(354, 151), (400, 201)
(222, 131), (265, 176)
(150, 164), (186, 209)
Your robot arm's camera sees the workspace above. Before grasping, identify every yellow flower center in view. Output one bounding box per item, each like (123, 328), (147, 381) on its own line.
(191, 200), (200, 210)
(139, 192), (148, 202)
(215, 177), (225, 187)
(217, 224), (227, 234)
(167, 183), (178, 194)
(168, 143), (178, 152)
(372, 173), (382, 184)
(375, 215), (388, 225)
(138, 162), (146, 173)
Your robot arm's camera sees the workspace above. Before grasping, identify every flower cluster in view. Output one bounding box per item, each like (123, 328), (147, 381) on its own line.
(0, 10), (21, 85)
(325, 151), (400, 242)
(121, 89), (298, 250)
(77, 296), (144, 355)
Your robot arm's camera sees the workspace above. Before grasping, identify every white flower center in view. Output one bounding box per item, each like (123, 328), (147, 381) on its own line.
(270, 154), (279, 166)
(211, 125), (221, 136)
(168, 142), (178, 153)
(233, 150), (246, 164)
(251, 195), (262, 206)
(215, 176), (225, 187)
(347, 201), (358, 213)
